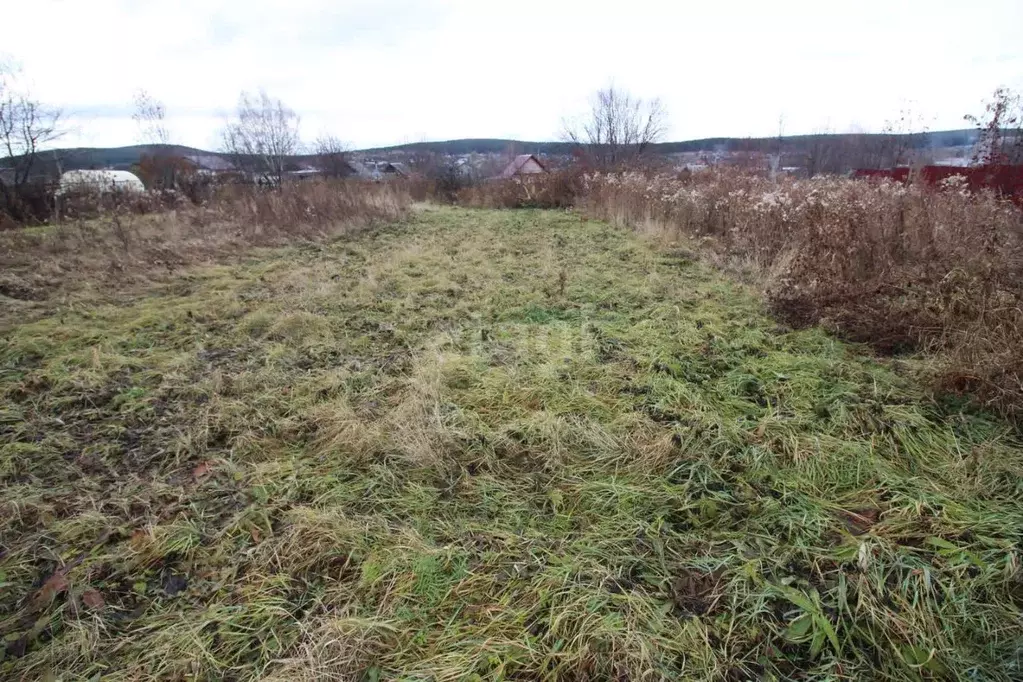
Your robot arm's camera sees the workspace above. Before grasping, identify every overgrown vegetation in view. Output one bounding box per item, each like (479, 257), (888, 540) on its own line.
(0, 179), (411, 323)
(3, 207), (1022, 679)
(581, 170), (1023, 422)
(456, 172), (581, 209)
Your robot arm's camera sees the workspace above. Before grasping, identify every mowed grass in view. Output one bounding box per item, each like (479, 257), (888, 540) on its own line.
(2, 206), (1022, 680)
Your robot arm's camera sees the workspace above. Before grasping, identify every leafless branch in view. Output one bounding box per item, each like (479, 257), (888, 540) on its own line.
(220, 90), (301, 186)
(966, 88), (1023, 165)
(313, 134), (351, 178)
(562, 85), (667, 171)
(0, 62), (65, 220)
(132, 89), (170, 145)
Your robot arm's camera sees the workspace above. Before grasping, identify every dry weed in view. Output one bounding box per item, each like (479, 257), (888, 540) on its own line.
(581, 169), (1023, 420)
(0, 179), (412, 326)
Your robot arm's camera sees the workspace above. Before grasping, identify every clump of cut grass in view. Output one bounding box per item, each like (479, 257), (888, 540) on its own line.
(2, 206), (1022, 680)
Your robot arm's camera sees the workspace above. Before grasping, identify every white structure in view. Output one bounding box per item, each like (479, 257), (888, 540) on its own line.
(56, 170), (145, 196)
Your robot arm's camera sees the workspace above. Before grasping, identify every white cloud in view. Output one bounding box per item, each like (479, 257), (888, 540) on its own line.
(3, 0), (1021, 149)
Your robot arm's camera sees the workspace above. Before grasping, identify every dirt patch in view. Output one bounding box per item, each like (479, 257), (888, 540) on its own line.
(670, 568), (725, 616)
(0, 278), (46, 302)
(838, 507), (882, 536)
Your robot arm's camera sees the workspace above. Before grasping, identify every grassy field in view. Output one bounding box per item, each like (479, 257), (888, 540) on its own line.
(2, 206), (1022, 680)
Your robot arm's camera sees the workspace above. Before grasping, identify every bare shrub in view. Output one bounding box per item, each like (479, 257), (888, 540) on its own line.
(405, 175), (437, 202)
(581, 170), (1023, 420)
(0, 179), (54, 227)
(212, 178), (408, 235)
(56, 184), (191, 223)
(404, 151), (476, 202)
(457, 171), (582, 209)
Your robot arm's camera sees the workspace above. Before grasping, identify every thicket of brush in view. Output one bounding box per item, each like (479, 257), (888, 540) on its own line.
(579, 170), (1023, 421)
(0, 179), (411, 314)
(455, 172), (581, 209)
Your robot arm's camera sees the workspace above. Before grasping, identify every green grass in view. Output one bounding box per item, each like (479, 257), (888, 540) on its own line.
(2, 205), (1022, 680)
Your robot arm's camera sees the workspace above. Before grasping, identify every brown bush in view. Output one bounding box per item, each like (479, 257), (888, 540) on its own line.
(580, 169), (1023, 421)
(457, 171), (581, 209)
(209, 178), (408, 233)
(405, 176), (438, 202)
(0, 179), (58, 226)
(56, 187), (193, 222)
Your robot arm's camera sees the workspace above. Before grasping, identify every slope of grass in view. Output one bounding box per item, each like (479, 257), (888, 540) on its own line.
(2, 206), (1022, 680)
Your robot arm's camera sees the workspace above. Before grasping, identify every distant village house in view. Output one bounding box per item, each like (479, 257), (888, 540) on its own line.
(348, 160), (409, 180)
(496, 154), (546, 179)
(182, 154), (236, 174)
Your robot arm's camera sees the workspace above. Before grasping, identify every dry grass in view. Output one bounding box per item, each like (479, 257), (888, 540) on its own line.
(0, 179), (411, 327)
(581, 170), (1023, 421)
(2, 207), (1022, 680)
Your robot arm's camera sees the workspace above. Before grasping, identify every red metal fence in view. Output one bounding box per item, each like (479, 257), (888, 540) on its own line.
(852, 165), (1023, 203)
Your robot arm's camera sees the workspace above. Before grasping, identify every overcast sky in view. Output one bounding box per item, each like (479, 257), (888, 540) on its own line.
(3, 0), (1022, 150)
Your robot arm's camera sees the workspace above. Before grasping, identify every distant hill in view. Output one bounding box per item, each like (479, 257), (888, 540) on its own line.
(364, 130), (982, 156)
(0, 144), (326, 174)
(6, 130), (984, 173)
(359, 139), (576, 155)
(38, 144), (212, 170)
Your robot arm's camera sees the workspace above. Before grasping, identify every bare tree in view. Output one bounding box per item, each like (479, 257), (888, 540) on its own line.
(562, 85), (667, 170)
(880, 107), (929, 168)
(0, 61), (65, 221)
(966, 87), (1023, 165)
(220, 90), (300, 186)
(804, 128), (881, 176)
(802, 114), (931, 177)
(131, 89), (185, 189)
(767, 114), (785, 180)
(313, 134), (351, 178)
(132, 89), (170, 145)
(804, 126), (840, 177)
(843, 127), (891, 171)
